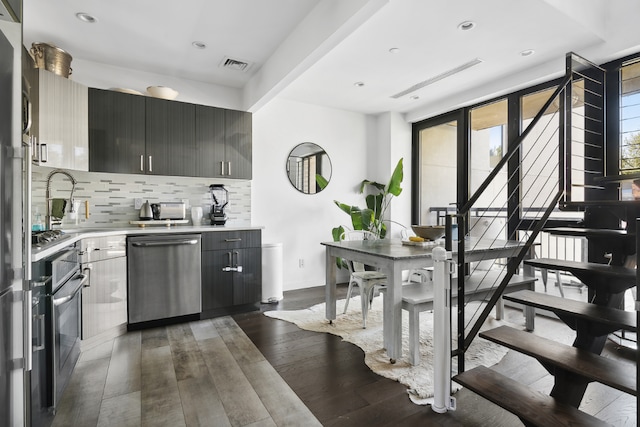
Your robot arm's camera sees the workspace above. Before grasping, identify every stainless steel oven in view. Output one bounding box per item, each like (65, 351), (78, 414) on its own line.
(31, 247), (86, 416)
(50, 263), (85, 411)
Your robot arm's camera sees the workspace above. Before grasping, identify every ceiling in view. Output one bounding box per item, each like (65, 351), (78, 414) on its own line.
(23, 0), (640, 122)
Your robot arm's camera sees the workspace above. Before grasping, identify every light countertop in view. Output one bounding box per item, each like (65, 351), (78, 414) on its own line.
(32, 225), (263, 262)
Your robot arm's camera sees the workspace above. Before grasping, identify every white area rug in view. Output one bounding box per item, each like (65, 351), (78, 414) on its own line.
(265, 295), (509, 405)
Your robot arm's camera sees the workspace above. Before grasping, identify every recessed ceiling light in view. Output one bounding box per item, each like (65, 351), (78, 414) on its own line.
(354, 81), (365, 87)
(389, 48), (400, 54)
(520, 49), (535, 57)
(457, 21), (476, 31)
(75, 12), (97, 23)
(192, 41), (207, 49)
(410, 95), (419, 100)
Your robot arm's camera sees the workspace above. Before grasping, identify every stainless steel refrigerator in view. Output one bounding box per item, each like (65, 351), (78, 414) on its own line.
(1, 4), (27, 426)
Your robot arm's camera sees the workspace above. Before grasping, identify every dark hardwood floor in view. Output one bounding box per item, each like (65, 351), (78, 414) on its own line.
(233, 284), (637, 427)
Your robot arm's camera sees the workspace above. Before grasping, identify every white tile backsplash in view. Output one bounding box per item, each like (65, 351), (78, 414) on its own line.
(32, 166), (251, 227)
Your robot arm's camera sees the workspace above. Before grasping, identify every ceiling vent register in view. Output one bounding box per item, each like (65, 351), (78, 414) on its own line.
(219, 56), (252, 72)
(391, 58), (483, 99)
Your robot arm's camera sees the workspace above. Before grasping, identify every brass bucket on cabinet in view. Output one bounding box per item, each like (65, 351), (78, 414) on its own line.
(30, 42), (73, 78)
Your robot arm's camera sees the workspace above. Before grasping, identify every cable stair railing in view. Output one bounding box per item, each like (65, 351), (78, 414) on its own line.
(440, 53), (640, 424)
(449, 52), (606, 374)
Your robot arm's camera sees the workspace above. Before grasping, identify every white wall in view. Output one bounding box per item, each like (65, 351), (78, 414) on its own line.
(253, 99), (413, 290)
(71, 58), (243, 110)
(253, 98), (369, 290)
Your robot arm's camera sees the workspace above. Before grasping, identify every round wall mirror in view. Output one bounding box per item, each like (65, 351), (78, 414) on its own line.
(286, 142), (332, 194)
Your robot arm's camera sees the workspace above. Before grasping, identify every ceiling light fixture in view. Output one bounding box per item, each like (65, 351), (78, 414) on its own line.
(389, 47), (400, 54)
(192, 41), (207, 49)
(354, 81), (365, 87)
(75, 12), (97, 23)
(457, 21), (476, 31)
(410, 95), (419, 100)
(520, 49), (535, 57)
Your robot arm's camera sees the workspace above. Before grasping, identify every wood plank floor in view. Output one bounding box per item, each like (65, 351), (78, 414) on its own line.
(234, 284), (637, 426)
(52, 282), (636, 426)
(52, 316), (320, 427)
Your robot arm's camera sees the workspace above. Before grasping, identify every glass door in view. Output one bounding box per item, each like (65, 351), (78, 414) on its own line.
(413, 112), (463, 226)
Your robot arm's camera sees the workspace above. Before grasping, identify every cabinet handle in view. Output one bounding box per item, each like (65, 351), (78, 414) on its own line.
(221, 251), (243, 272)
(227, 161), (231, 176)
(24, 290), (32, 371)
(149, 156), (153, 172)
(83, 265), (92, 288)
(40, 143), (47, 163)
(224, 238), (242, 242)
(140, 155), (144, 171)
(23, 87), (32, 134)
(233, 251), (243, 272)
(31, 137), (38, 162)
(220, 161), (225, 175)
(33, 314), (46, 352)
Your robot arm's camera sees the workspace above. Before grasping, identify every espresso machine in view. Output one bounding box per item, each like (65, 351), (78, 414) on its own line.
(209, 184), (228, 225)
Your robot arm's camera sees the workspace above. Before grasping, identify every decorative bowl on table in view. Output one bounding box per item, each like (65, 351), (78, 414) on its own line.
(411, 225), (446, 241)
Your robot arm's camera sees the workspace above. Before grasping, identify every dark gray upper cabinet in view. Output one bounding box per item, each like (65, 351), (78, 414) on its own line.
(195, 106), (252, 179)
(145, 97), (195, 176)
(195, 105), (225, 177)
(89, 88), (145, 174)
(89, 88), (252, 179)
(224, 109), (252, 179)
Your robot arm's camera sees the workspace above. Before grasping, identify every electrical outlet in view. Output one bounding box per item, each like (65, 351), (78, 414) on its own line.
(134, 198), (143, 209)
(299, 258), (304, 268)
(182, 199), (190, 209)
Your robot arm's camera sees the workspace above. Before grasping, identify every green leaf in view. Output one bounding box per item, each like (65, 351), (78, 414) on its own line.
(316, 174), (329, 190)
(359, 179), (385, 194)
(386, 158), (403, 196)
(360, 208), (375, 231)
(365, 193), (383, 219)
(379, 222), (387, 239)
(350, 210), (364, 230)
(332, 226), (345, 242)
(334, 201), (360, 216)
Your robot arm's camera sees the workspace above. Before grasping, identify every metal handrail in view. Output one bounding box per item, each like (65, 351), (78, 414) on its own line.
(452, 52), (607, 373)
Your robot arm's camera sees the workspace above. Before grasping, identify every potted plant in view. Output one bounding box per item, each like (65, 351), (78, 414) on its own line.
(332, 158), (403, 245)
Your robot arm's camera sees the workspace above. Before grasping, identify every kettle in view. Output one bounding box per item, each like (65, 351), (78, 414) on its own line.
(139, 200), (153, 220)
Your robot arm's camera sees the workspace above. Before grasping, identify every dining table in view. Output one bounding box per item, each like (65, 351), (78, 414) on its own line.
(322, 237), (529, 362)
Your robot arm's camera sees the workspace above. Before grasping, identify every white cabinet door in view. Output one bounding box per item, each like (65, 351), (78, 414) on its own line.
(32, 69), (88, 171)
(81, 256), (127, 340)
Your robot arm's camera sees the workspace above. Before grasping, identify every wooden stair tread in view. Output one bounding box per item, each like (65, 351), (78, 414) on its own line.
(480, 326), (636, 396)
(543, 227), (631, 238)
(524, 258), (636, 279)
(453, 366), (610, 427)
(503, 290), (636, 331)
(561, 199), (640, 207)
(594, 172), (640, 183)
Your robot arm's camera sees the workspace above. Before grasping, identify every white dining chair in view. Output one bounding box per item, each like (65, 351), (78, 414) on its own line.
(341, 230), (387, 328)
(401, 228), (433, 283)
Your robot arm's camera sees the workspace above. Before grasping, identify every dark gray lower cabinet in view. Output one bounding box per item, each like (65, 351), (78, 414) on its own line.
(201, 230), (261, 316)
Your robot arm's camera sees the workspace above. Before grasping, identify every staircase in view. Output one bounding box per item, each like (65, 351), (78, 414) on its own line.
(449, 53), (639, 425)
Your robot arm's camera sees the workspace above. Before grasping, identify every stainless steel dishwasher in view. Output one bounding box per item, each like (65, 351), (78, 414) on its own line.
(127, 234), (202, 325)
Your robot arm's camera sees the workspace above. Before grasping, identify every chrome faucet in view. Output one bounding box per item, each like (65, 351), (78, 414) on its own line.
(45, 169), (77, 230)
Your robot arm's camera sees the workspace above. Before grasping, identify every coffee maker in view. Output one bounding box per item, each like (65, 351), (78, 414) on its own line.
(209, 184), (228, 225)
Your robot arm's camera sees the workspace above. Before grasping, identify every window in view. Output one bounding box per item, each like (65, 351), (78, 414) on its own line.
(416, 117), (459, 225)
(620, 59), (640, 174)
